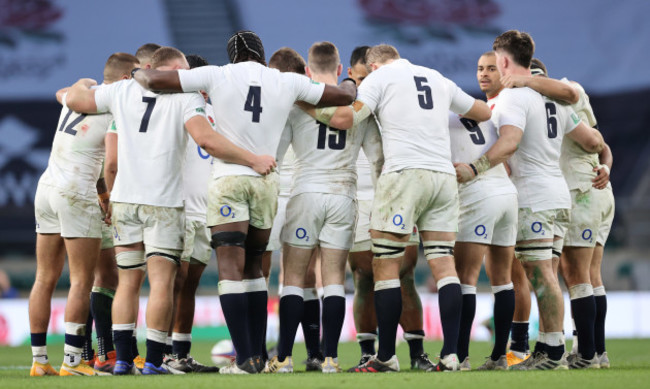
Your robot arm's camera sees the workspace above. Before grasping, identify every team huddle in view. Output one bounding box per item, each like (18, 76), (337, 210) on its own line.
(28, 28), (614, 376)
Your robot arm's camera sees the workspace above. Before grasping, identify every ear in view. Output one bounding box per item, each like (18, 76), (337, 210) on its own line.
(336, 63), (343, 77)
(305, 66), (312, 79)
(121, 74), (130, 80)
(145, 64), (152, 69)
(370, 63), (379, 72)
(347, 67), (353, 77)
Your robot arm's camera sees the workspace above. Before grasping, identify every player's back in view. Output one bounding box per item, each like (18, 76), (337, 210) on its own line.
(287, 106), (374, 198)
(358, 59), (475, 175)
(41, 99), (112, 196)
(95, 79), (206, 207)
(178, 62), (325, 178)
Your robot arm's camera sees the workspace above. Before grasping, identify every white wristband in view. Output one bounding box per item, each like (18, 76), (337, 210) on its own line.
(598, 164), (610, 175)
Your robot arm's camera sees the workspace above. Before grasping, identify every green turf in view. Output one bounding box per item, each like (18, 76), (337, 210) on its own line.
(1, 339), (648, 389)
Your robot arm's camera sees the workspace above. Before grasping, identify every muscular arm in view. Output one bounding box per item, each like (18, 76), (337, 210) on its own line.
(462, 99), (491, 122)
(313, 81), (356, 107)
(104, 132), (118, 192)
(566, 121), (604, 154)
(185, 116), (276, 175)
(65, 78), (99, 113)
(501, 75), (579, 105)
(592, 143), (613, 189)
(133, 69), (183, 92)
(455, 125), (522, 183)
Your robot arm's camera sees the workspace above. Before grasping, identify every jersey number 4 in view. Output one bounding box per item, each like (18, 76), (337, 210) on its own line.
(244, 86), (263, 122)
(316, 121), (346, 150)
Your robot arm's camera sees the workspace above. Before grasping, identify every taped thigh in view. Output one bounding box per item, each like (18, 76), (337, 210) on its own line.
(423, 240), (455, 260)
(211, 231), (246, 249)
(371, 238), (408, 259)
(116, 250), (145, 270)
(515, 241), (553, 262)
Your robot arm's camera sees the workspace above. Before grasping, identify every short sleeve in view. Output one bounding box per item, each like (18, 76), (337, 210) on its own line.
(94, 84), (114, 114)
(562, 106), (581, 135)
(288, 73), (325, 105)
(182, 93), (208, 124)
(356, 74), (382, 112)
(495, 89), (527, 133)
(179, 65), (222, 93)
(447, 78), (475, 115)
(107, 120), (117, 134)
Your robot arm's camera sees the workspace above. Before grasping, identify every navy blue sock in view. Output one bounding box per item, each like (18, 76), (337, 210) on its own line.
(131, 335), (140, 358)
(302, 299), (321, 359)
(247, 290), (268, 358)
(491, 289), (515, 360)
(82, 311), (94, 361)
(277, 294), (303, 361)
(571, 295), (596, 359)
(90, 291), (114, 356)
(406, 330), (425, 359)
(533, 341), (547, 355)
(594, 295), (607, 354)
(510, 322), (529, 353)
(31, 332), (47, 347)
(65, 332), (85, 349)
(146, 339), (165, 367)
(359, 332), (377, 356)
(438, 283), (462, 358)
(164, 340), (172, 355)
(375, 287), (402, 362)
(546, 344), (564, 361)
(113, 330), (133, 362)
(457, 293), (475, 361)
(220, 292), (252, 364)
(322, 296), (345, 358)
(172, 340), (192, 359)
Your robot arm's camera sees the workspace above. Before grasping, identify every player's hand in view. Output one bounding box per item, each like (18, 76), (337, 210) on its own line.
(103, 202), (113, 225)
(252, 155), (277, 175)
(75, 78), (98, 88)
(500, 74), (529, 89)
(454, 163), (476, 183)
(592, 165), (610, 189)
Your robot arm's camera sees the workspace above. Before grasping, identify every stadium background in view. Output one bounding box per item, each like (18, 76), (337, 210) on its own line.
(1, 0), (649, 347)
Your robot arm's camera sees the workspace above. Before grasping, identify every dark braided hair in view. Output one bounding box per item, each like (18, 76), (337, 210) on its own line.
(227, 30), (266, 65)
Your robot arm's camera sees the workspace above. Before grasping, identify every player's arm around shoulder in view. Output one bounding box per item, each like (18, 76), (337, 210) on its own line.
(567, 121), (604, 154)
(462, 99), (491, 122)
(65, 78), (99, 113)
(133, 68), (183, 92)
(501, 74), (579, 105)
(185, 116), (276, 175)
(315, 79), (357, 107)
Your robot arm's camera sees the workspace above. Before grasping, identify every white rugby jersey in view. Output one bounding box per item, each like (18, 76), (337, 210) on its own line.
(356, 150), (375, 201)
(183, 103), (217, 221)
(178, 62), (325, 179)
(495, 87), (580, 211)
(449, 96), (516, 205)
(281, 105), (382, 199)
(38, 94), (112, 197)
(276, 145), (295, 198)
(357, 58), (475, 175)
(558, 79), (601, 192)
(95, 79), (206, 207)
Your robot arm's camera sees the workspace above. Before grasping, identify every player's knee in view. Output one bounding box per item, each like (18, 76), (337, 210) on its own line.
(371, 238), (408, 259)
(211, 231), (246, 249)
(115, 250), (145, 271)
(423, 240), (454, 261)
(515, 242), (553, 262)
(245, 242), (267, 258)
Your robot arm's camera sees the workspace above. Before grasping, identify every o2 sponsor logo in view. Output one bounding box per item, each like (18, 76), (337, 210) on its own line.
(220, 205), (235, 219)
(393, 214), (406, 230)
(475, 224), (487, 239)
(531, 221), (545, 235)
(582, 229), (593, 243)
(296, 227), (310, 242)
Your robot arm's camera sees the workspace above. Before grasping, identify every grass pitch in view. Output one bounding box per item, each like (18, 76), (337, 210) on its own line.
(1, 339), (648, 389)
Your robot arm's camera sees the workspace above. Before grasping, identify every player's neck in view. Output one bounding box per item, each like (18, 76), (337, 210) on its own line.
(507, 66), (532, 77)
(311, 73), (338, 85)
(486, 87), (503, 99)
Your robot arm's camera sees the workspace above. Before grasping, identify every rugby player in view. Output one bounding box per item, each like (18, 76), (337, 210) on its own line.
(344, 46), (435, 372)
(29, 53), (139, 376)
(502, 59), (614, 368)
(456, 30), (604, 370)
(319, 44), (491, 372)
(65, 46), (276, 375)
(450, 51), (518, 370)
(265, 42), (381, 374)
(132, 31), (356, 374)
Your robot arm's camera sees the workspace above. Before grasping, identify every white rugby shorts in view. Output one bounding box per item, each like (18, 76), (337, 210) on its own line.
(34, 183), (102, 239)
(457, 193), (518, 246)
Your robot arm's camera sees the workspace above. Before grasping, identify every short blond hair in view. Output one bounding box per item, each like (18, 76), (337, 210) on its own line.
(308, 41), (340, 74)
(103, 52), (139, 83)
(366, 44), (400, 68)
(150, 46), (186, 69)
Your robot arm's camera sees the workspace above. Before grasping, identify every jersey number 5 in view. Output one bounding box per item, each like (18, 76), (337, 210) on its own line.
(244, 86), (263, 122)
(460, 118), (486, 145)
(414, 76), (433, 110)
(316, 121), (347, 150)
(545, 102), (558, 139)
